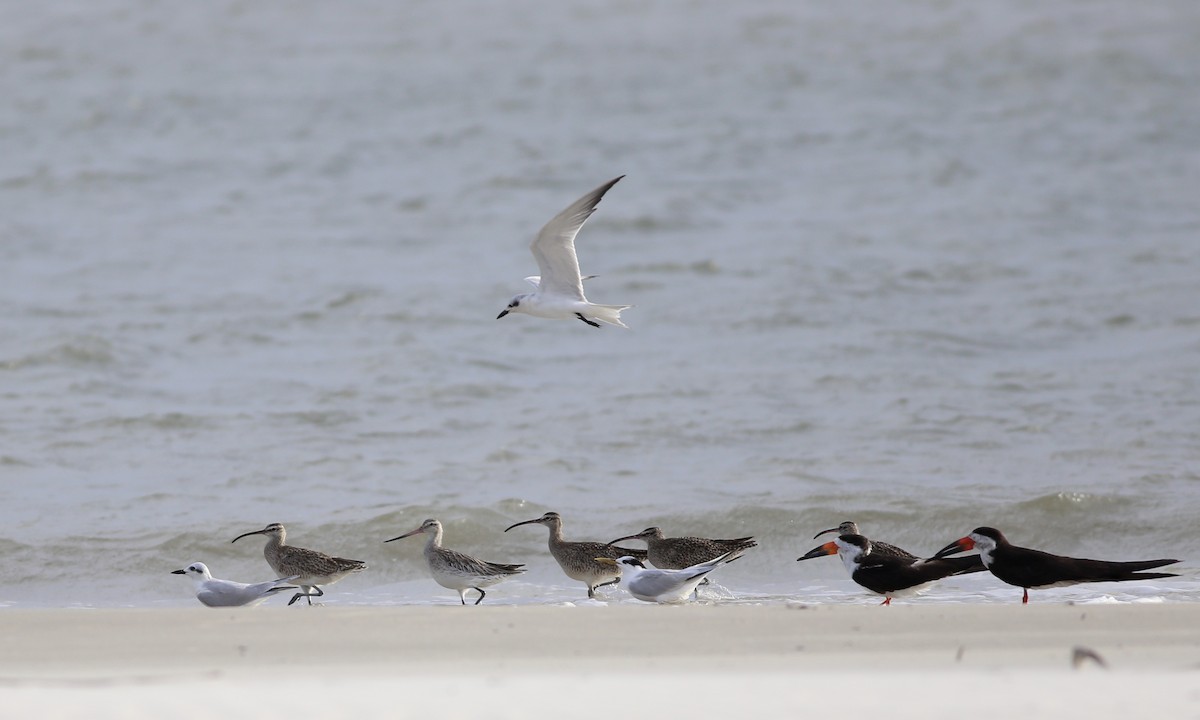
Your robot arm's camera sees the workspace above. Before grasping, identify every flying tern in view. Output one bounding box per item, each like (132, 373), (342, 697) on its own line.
(497, 176), (632, 328)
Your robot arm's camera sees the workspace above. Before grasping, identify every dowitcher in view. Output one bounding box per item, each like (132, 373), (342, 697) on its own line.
(504, 511), (648, 599)
(798, 533), (984, 605)
(385, 518), (525, 605)
(231, 522), (366, 606)
(172, 562), (299, 607)
(595, 549), (744, 603)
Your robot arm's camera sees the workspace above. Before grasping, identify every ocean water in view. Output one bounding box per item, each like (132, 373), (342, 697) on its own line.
(1, 0), (1198, 607)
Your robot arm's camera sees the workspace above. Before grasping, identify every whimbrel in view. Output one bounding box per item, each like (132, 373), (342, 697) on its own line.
(798, 533), (983, 605)
(385, 518), (525, 605)
(231, 523), (367, 606)
(595, 549), (744, 603)
(172, 562), (299, 607)
(812, 521), (917, 562)
(504, 511), (648, 599)
(934, 526), (1179, 604)
(608, 526), (757, 569)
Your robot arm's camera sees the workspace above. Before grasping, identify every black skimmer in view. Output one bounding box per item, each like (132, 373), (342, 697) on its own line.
(797, 533), (984, 605)
(933, 526), (1180, 604)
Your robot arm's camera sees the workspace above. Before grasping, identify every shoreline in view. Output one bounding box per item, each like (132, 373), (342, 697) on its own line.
(2, 604), (1197, 718)
(4, 603), (1197, 673)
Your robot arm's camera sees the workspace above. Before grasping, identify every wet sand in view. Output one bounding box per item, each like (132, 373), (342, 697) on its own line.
(1, 603), (1197, 718)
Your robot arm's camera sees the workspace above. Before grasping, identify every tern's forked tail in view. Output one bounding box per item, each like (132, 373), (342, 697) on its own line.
(584, 303), (633, 328)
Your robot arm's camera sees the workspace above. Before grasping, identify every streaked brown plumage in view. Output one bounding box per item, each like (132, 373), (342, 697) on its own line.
(504, 511), (648, 599)
(608, 526), (757, 570)
(813, 521), (916, 562)
(231, 522), (366, 606)
(385, 518), (524, 605)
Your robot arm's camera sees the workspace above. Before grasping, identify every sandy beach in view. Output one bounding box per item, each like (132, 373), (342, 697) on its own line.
(2, 604), (1197, 718)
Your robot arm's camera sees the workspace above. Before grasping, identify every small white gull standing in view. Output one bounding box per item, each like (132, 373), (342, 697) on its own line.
(594, 550), (744, 604)
(172, 562), (299, 607)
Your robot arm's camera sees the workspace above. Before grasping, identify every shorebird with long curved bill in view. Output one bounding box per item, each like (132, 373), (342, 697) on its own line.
(504, 511), (648, 599)
(812, 521), (919, 563)
(608, 526), (757, 599)
(608, 526), (758, 570)
(231, 523), (367, 606)
(798, 533), (983, 605)
(385, 518), (525, 605)
(172, 562), (299, 607)
(496, 176), (632, 328)
(933, 526), (1180, 604)
(595, 550), (744, 604)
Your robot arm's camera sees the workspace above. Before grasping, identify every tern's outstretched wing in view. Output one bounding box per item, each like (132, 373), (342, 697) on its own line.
(530, 176), (624, 300)
(525, 274), (597, 288)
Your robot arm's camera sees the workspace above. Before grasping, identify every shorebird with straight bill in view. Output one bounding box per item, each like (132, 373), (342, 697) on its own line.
(172, 562), (299, 608)
(504, 511), (648, 599)
(496, 176), (632, 328)
(231, 523), (367, 606)
(608, 526), (758, 570)
(385, 518), (525, 605)
(812, 521), (918, 563)
(797, 533), (983, 605)
(595, 550), (744, 603)
(933, 526), (1180, 604)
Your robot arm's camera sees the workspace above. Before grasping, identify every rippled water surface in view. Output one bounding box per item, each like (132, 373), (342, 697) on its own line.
(1, 0), (1199, 607)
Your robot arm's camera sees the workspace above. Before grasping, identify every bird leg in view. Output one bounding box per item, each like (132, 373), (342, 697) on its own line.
(575, 313), (601, 328)
(288, 585), (325, 606)
(592, 576), (619, 592)
(880, 598), (892, 606)
(473, 588), (486, 605)
(1022, 588), (1029, 604)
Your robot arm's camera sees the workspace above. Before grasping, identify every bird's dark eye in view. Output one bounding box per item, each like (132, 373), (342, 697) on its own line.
(511, 301), (519, 308)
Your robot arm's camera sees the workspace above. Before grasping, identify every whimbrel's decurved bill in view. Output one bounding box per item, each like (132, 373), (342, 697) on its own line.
(504, 511), (647, 599)
(232, 523), (366, 606)
(812, 521), (918, 563)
